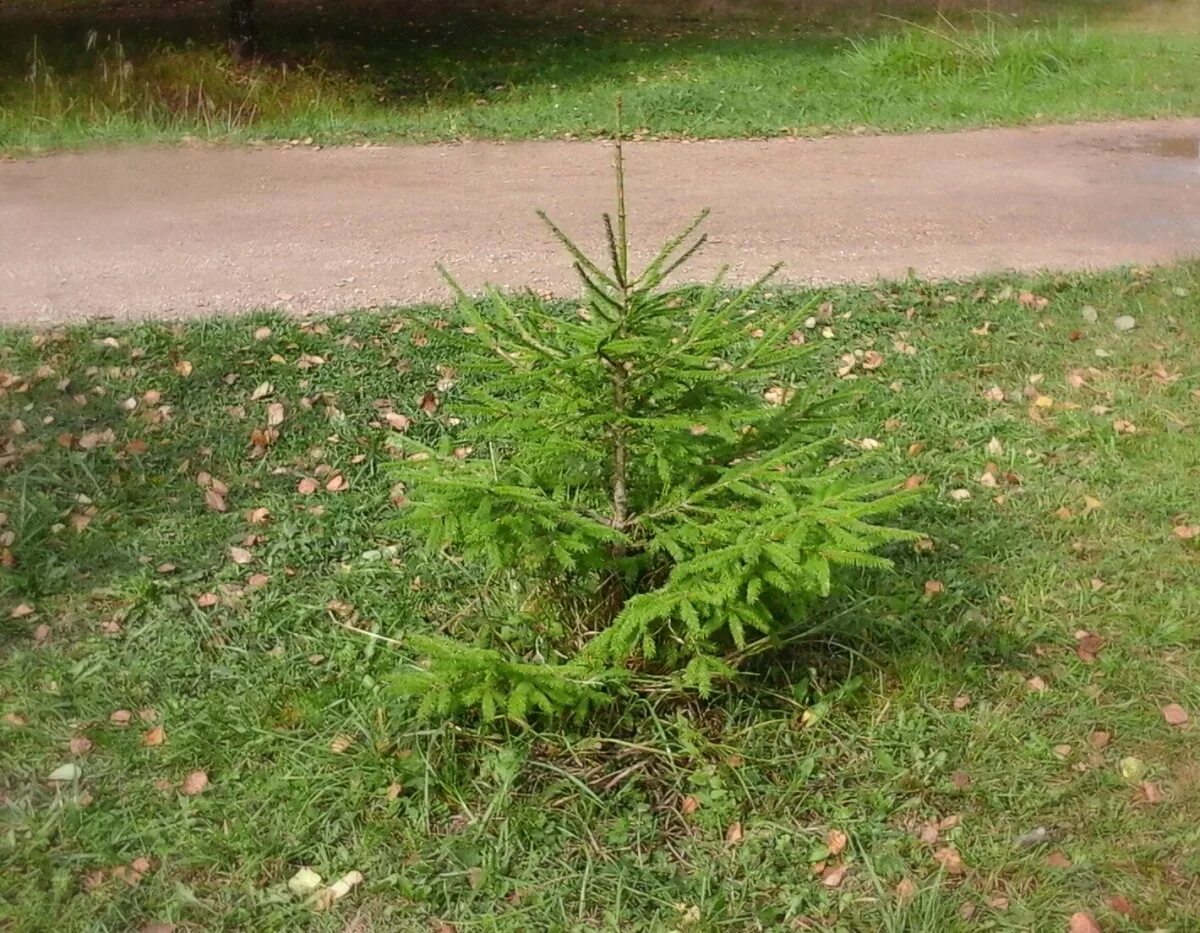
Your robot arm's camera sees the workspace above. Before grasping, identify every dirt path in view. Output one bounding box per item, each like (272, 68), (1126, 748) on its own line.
(3, 119), (1200, 324)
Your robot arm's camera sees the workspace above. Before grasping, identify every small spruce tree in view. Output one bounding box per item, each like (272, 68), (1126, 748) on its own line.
(390, 134), (918, 723)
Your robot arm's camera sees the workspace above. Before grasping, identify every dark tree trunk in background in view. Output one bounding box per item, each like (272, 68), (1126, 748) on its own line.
(229, 0), (258, 62)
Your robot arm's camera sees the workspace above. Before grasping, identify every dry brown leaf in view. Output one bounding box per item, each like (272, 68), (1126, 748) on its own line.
(228, 546), (253, 565)
(247, 573), (270, 588)
(385, 782), (404, 801)
(1083, 496), (1103, 512)
(180, 770), (209, 796)
(953, 694), (971, 711)
(11, 603), (35, 619)
(1067, 912), (1102, 933)
(1089, 730), (1111, 750)
(69, 735), (93, 755)
(109, 709), (132, 726)
(904, 474), (926, 490)
(862, 350), (885, 370)
(253, 326), (272, 341)
(1162, 703), (1189, 726)
(142, 725), (166, 747)
(1054, 506), (1074, 521)
(1053, 744), (1073, 759)
(385, 412), (412, 432)
(1173, 524), (1199, 541)
(1138, 781), (1163, 804)
(196, 592), (219, 608)
(1075, 633), (1105, 663)
(724, 821), (744, 847)
(924, 579), (945, 597)
(33, 623), (52, 642)
(247, 507), (271, 524)
(983, 386), (1006, 403)
(3, 713), (28, 727)
(296, 477), (319, 495)
(325, 473), (348, 492)
(420, 391), (439, 415)
(174, 360), (193, 378)
(681, 795), (700, 815)
(250, 381), (273, 401)
(330, 734), (354, 753)
(826, 828), (848, 856)
(1106, 895), (1133, 916)
(1112, 419), (1138, 435)
(895, 878), (917, 902)
(933, 846), (966, 875)
(1045, 850), (1072, 868)
(1026, 676), (1047, 692)
(918, 822), (939, 845)
(950, 770), (972, 790)
(204, 488), (227, 512)
(821, 864), (848, 888)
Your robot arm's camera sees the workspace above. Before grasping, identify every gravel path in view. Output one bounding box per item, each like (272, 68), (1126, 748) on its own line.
(3, 119), (1199, 324)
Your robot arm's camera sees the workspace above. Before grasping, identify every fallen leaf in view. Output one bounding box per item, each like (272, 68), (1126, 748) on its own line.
(933, 846), (966, 875)
(895, 878), (917, 902)
(313, 870), (364, 911)
(949, 489), (972, 502)
(1075, 633), (1105, 663)
(1083, 496), (1103, 512)
(919, 822), (940, 845)
(385, 412), (412, 432)
(69, 736), (93, 755)
(983, 386), (1006, 403)
(826, 829), (848, 856)
(1118, 756), (1146, 781)
(988, 895), (1010, 909)
(1027, 676), (1047, 693)
(1106, 895), (1133, 917)
(288, 866), (324, 896)
(681, 795), (700, 815)
(1068, 911), (1102, 933)
(204, 488), (227, 512)
(420, 391), (439, 415)
(109, 709), (132, 726)
(907, 442), (925, 457)
(247, 573), (270, 587)
(266, 402), (285, 427)
(1112, 419), (1137, 435)
(324, 473), (348, 492)
(1139, 781), (1163, 804)
(959, 902), (976, 921)
(180, 770), (209, 796)
(1089, 730), (1111, 750)
(247, 507), (271, 524)
(1045, 850), (1072, 868)
(725, 821), (744, 846)
(1173, 524), (1200, 541)
(33, 623), (51, 642)
(10, 603), (35, 619)
(1161, 703), (1189, 726)
(1018, 291), (1049, 310)
(253, 326), (272, 341)
(142, 725), (166, 747)
(1054, 506), (1074, 521)
(953, 694), (971, 711)
(821, 864), (848, 888)
(250, 381), (273, 401)
(951, 770), (972, 790)
(924, 579), (945, 596)
(297, 477), (318, 495)
(862, 350), (885, 370)
(385, 782), (404, 801)
(904, 474), (926, 490)
(329, 734), (354, 753)
(228, 546), (253, 565)
(174, 360), (193, 378)
(196, 592), (219, 608)
(3, 713), (28, 727)
(763, 386), (794, 406)
(47, 763), (81, 782)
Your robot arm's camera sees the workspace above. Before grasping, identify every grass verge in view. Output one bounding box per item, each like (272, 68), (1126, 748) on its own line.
(2, 2), (1200, 152)
(2, 264), (1199, 929)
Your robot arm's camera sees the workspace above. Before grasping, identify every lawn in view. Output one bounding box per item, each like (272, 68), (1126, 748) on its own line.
(2, 262), (1199, 930)
(3, 0), (1200, 152)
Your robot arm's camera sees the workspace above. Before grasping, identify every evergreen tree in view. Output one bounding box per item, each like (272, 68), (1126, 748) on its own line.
(390, 133), (918, 723)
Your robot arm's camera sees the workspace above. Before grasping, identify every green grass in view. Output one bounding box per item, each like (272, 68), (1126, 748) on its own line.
(3, 1), (1200, 152)
(3, 263), (1200, 929)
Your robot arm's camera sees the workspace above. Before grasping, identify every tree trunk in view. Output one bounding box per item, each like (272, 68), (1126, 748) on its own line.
(229, 0), (258, 62)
